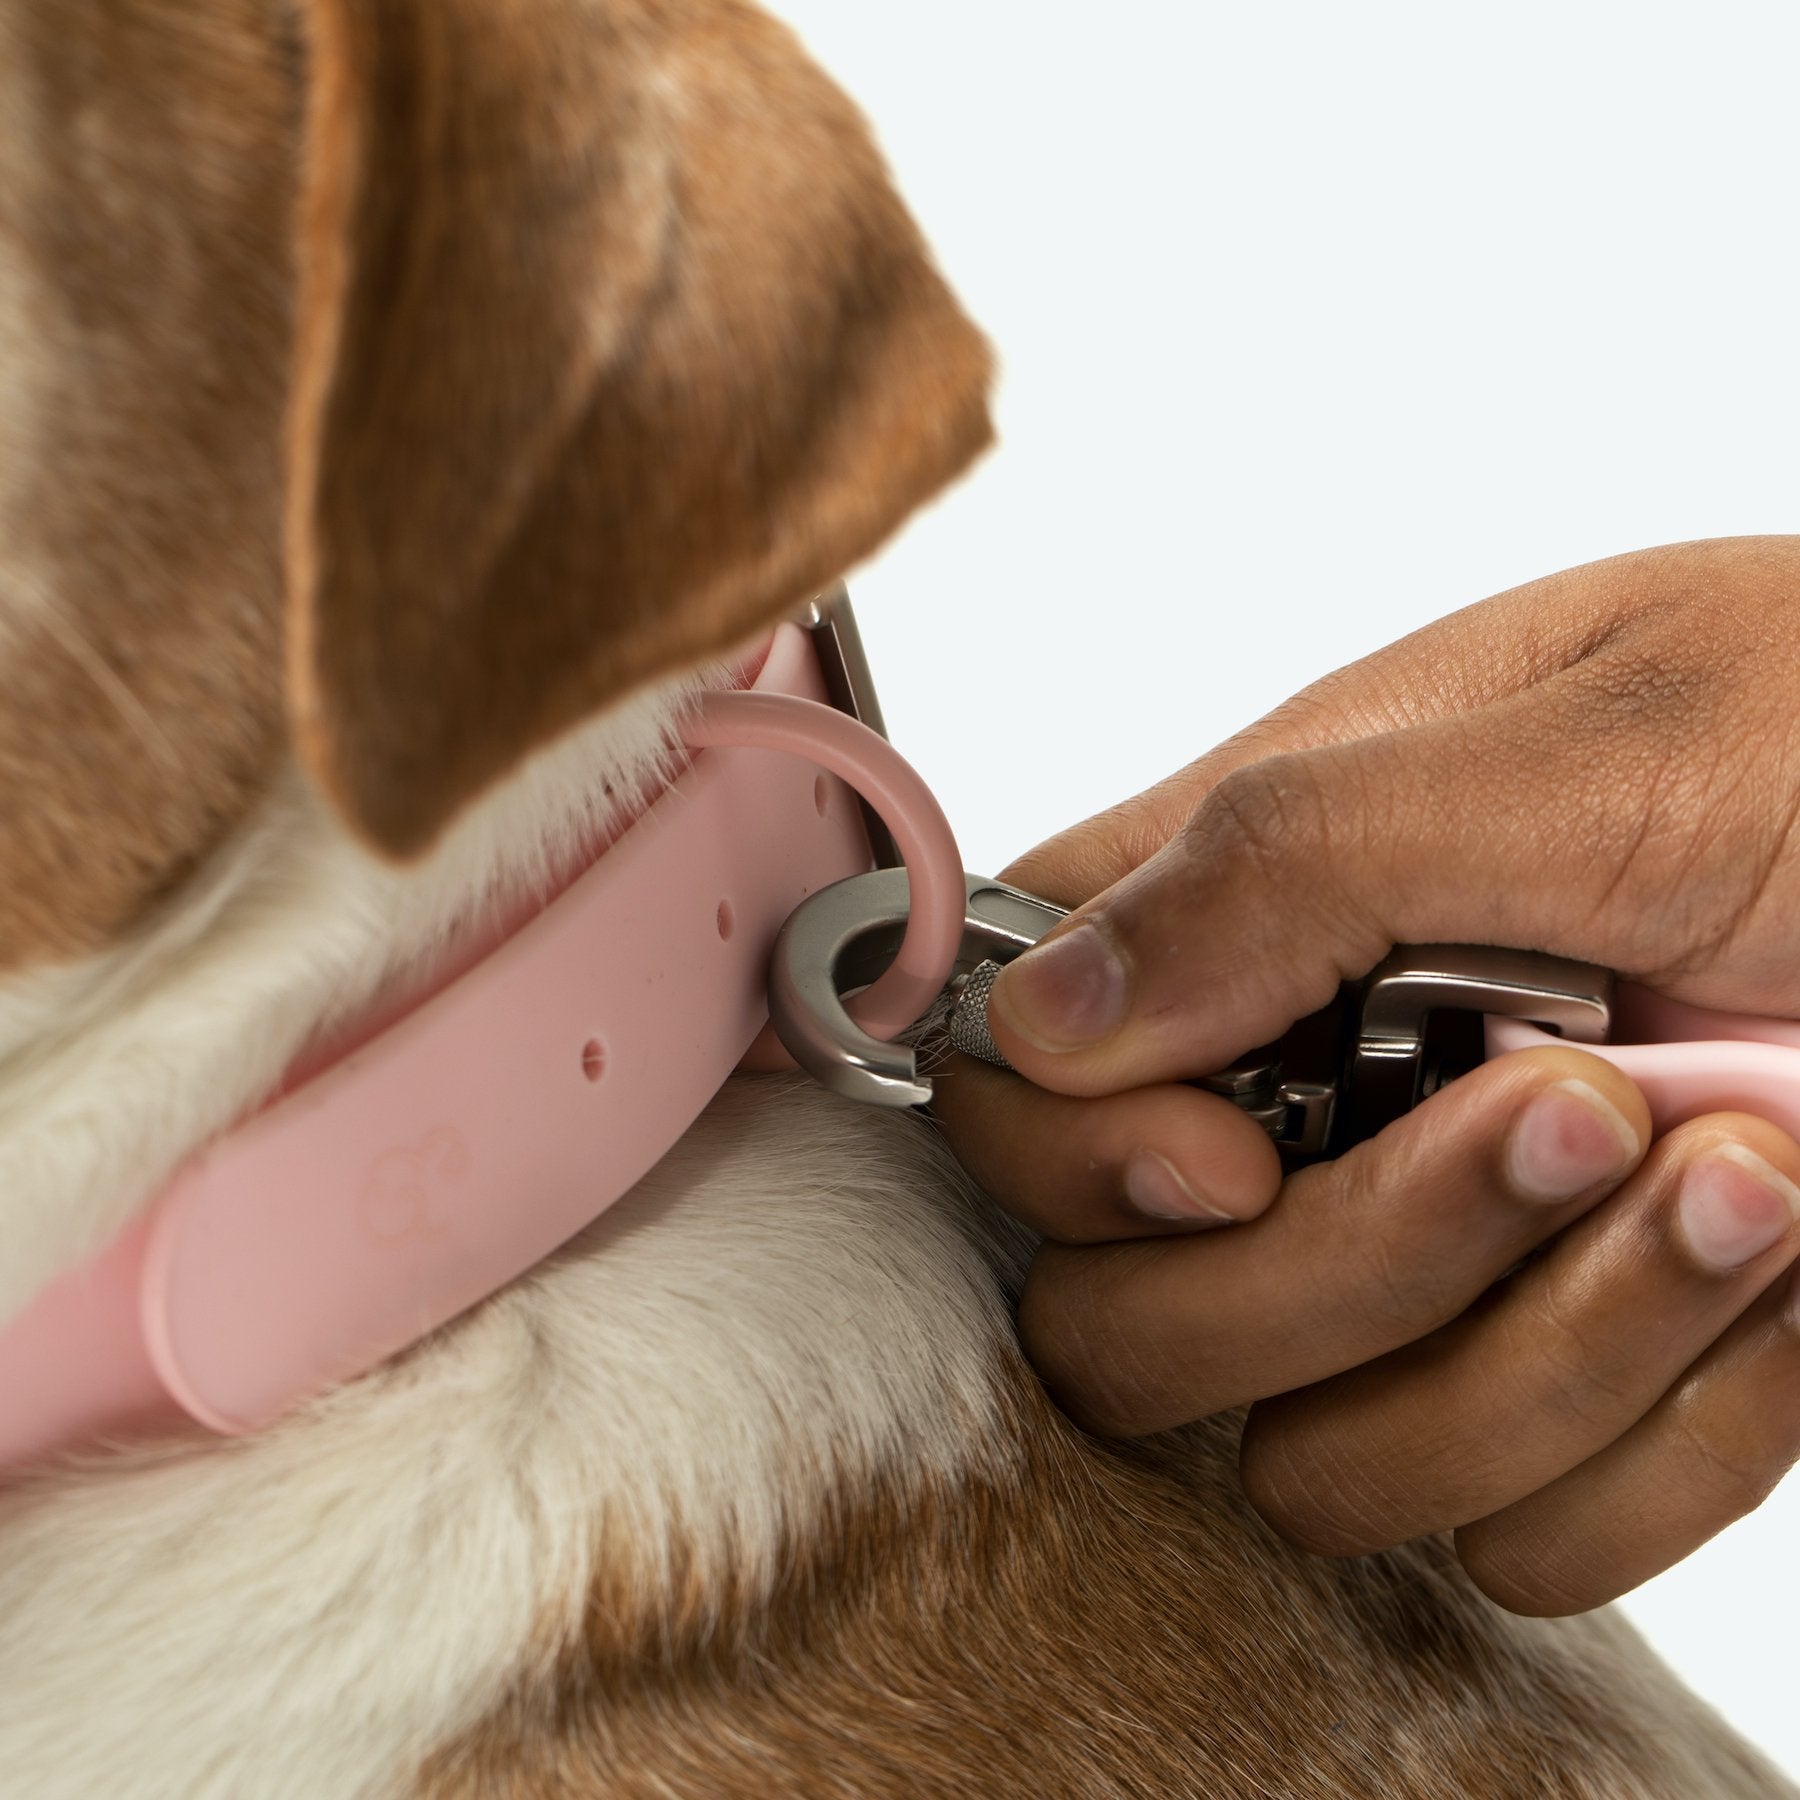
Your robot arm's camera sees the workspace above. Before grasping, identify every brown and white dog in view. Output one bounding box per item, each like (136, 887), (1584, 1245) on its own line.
(0, 4), (1790, 1796)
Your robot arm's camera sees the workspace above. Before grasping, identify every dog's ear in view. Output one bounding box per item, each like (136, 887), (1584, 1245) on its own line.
(288, 0), (993, 855)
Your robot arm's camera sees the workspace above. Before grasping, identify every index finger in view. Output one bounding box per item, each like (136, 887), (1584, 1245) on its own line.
(982, 639), (1698, 1101)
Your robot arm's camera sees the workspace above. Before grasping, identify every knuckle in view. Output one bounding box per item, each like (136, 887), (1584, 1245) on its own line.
(1185, 755), (1331, 887)
(1564, 641), (1800, 976)
(1019, 1243), (1191, 1438)
(1663, 1380), (1784, 1520)
(1577, 641), (1712, 733)
(1360, 1231), (1456, 1340)
(1240, 1408), (1411, 1556)
(1457, 1519), (1610, 1619)
(1323, 1144), (1468, 1342)
(1517, 1275), (1642, 1431)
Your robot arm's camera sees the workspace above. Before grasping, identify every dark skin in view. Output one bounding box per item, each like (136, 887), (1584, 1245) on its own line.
(933, 535), (1800, 1617)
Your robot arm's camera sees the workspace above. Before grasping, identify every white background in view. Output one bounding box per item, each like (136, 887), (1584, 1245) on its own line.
(767, 0), (1800, 1778)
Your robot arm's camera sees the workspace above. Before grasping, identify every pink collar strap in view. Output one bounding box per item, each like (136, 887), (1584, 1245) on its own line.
(0, 618), (965, 1473)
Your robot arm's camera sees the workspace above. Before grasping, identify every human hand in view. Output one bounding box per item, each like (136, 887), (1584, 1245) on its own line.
(934, 536), (1800, 1615)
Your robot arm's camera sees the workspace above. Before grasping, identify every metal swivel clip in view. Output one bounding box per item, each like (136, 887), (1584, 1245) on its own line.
(768, 867), (1615, 1164)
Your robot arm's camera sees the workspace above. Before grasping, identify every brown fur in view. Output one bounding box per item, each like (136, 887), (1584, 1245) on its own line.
(0, 2), (298, 966)
(419, 1368), (1784, 1799)
(291, 0), (995, 854)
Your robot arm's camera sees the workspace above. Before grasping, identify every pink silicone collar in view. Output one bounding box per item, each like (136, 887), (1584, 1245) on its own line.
(0, 622), (963, 1472)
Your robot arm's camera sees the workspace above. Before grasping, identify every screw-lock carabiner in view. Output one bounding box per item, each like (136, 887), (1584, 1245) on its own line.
(769, 868), (1618, 1163)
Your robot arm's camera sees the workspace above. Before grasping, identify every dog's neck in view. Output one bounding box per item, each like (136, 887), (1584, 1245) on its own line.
(0, 618), (924, 1465)
(0, 667), (1023, 1800)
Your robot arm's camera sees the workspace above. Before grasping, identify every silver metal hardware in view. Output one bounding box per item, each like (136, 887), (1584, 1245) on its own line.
(783, 589), (1618, 1148)
(943, 965), (1334, 1156)
(768, 869), (1067, 1107)
(1194, 1021), (1344, 1159)
(946, 959), (1007, 1065)
(800, 586), (899, 868)
(771, 865), (1618, 1161)
(1342, 945), (1614, 1145)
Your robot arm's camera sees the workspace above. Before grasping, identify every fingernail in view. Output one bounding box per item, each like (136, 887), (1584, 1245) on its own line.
(991, 922), (1128, 1052)
(1678, 1146), (1800, 1273)
(1506, 1078), (1643, 1201)
(1123, 1150), (1233, 1225)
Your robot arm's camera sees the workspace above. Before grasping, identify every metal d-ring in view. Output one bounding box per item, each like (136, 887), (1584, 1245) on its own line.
(768, 868), (1069, 1107)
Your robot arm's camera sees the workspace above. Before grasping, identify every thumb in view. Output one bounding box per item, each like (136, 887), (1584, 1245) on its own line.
(987, 668), (1661, 1097)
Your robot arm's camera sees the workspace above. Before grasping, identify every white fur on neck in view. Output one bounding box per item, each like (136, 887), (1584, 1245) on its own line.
(0, 676), (1021, 1799)
(0, 1079), (1015, 1800)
